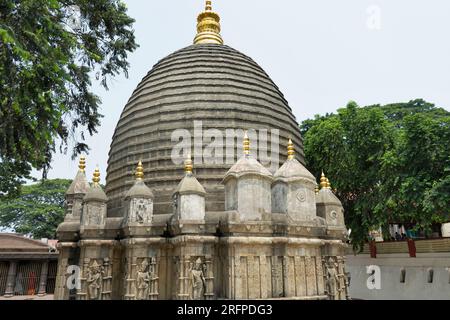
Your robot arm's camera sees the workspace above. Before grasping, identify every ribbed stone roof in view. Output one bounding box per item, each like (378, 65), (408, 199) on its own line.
(106, 44), (304, 217)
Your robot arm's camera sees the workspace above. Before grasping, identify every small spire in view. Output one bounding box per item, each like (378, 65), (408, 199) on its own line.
(194, 0), (224, 45)
(326, 178), (331, 190)
(315, 185), (320, 195)
(185, 154), (193, 175)
(320, 171), (328, 189)
(135, 161), (144, 181)
(78, 156), (86, 173)
(243, 131), (250, 156)
(287, 139), (295, 160)
(92, 167), (101, 186)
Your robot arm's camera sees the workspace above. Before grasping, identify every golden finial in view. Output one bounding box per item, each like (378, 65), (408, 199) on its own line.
(315, 185), (319, 195)
(92, 167), (101, 186)
(326, 178), (331, 190)
(185, 154), (193, 175)
(243, 131), (250, 156)
(135, 161), (144, 181)
(78, 156), (86, 173)
(205, 0), (212, 11)
(287, 139), (295, 160)
(320, 171), (328, 189)
(194, 0), (224, 45)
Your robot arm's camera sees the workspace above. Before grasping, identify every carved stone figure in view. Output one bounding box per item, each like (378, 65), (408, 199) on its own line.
(86, 260), (103, 300)
(190, 258), (206, 300)
(136, 259), (150, 300)
(325, 257), (339, 300)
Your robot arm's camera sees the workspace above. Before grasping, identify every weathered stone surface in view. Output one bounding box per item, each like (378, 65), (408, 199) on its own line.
(106, 44), (304, 217)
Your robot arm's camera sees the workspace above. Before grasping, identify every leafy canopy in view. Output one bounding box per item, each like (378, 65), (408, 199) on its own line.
(0, 0), (138, 197)
(0, 179), (72, 239)
(301, 99), (450, 251)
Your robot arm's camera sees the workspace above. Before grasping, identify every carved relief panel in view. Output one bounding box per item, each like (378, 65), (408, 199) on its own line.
(135, 257), (159, 300)
(82, 203), (106, 227)
(176, 256), (214, 300)
(322, 256), (348, 300)
(80, 258), (112, 300)
(129, 198), (153, 224)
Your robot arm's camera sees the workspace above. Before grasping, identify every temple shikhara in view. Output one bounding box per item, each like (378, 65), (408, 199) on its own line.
(54, 1), (350, 300)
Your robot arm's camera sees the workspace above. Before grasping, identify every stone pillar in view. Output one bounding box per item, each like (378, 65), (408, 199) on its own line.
(38, 260), (49, 296)
(4, 261), (18, 298)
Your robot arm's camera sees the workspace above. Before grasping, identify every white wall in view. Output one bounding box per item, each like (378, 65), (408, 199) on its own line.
(346, 253), (450, 300)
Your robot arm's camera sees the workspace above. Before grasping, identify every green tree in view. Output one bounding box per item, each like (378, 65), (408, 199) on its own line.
(0, 179), (71, 239)
(378, 113), (450, 235)
(0, 0), (138, 197)
(301, 100), (450, 251)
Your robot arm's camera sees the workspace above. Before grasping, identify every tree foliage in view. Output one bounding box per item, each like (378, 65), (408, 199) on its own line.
(0, 0), (138, 197)
(0, 179), (71, 239)
(301, 99), (450, 251)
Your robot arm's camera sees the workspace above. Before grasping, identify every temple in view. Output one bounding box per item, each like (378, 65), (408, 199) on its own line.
(54, 1), (350, 300)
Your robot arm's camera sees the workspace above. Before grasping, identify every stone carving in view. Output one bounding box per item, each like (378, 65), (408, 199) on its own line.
(86, 260), (104, 300)
(129, 198), (153, 224)
(296, 190), (306, 202)
(190, 258), (206, 300)
(136, 259), (151, 300)
(84, 204), (105, 226)
(330, 210), (338, 221)
(135, 258), (158, 300)
(324, 257), (339, 300)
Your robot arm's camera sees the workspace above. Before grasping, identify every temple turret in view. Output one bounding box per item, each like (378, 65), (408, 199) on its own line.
(223, 133), (273, 221)
(64, 156), (90, 221)
(316, 172), (347, 237)
(80, 167), (108, 235)
(124, 161), (154, 225)
(172, 155), (206, 222)
(272, 139), (318, 222)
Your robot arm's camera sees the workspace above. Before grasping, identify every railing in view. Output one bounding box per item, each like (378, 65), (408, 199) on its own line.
(0, 262), (8, 295)
(46, 262), (58, 294)
(354, 238), (450, 255)
(14, 261), (41, 296)
(0, 260), (58, 297)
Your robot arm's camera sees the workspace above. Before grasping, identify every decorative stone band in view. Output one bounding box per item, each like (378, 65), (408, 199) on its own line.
(169, 235), (219, 245)
(120, 238), (167, 246)
(218, 236), (326, 246)
(56, 242), (79, 249)
(79, 240), (120, 247)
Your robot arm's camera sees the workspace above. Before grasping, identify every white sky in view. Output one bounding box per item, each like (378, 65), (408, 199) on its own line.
(38, 0), (450, 183)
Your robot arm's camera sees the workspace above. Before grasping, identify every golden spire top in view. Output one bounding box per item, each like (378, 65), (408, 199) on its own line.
(326, 178), (331, 190)
(243, 131), (250, 156)
(135, 161), (144, 181)
(287, 139), (295, 160)
(320, 171), (328, 189)
(92, 167), (101, 186)
(78, 156), (86, 173)
(185, 154), (193, 175)
(205, 0), (212, 11)
(194, 0), (224, 45)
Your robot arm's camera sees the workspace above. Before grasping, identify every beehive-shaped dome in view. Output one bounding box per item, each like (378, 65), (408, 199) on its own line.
(106, 44), (304, 216)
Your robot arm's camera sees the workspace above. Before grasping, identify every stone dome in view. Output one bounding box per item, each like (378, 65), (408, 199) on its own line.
(106, 44), (304, 217)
